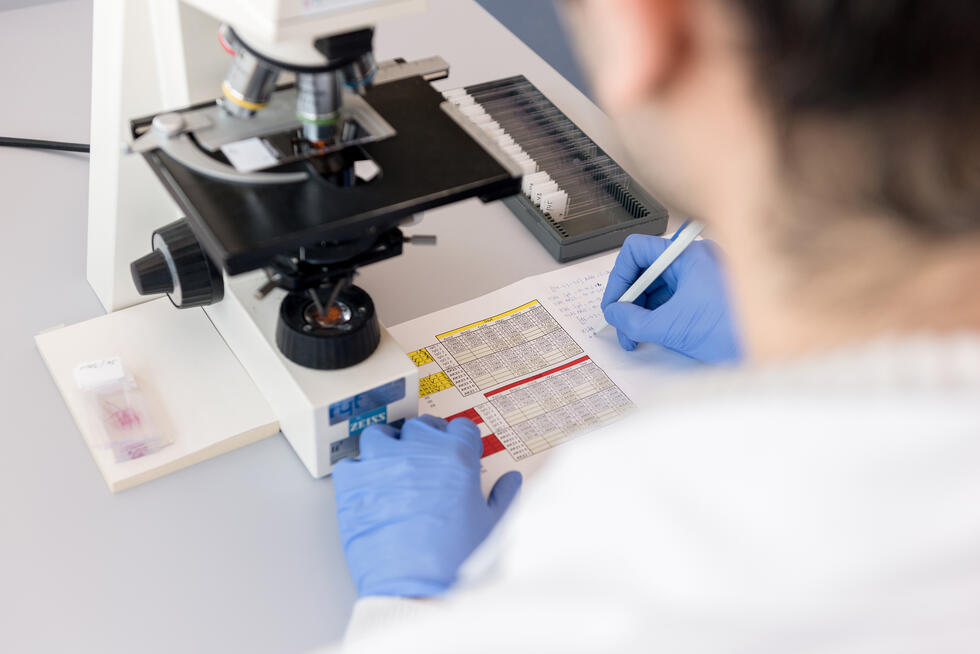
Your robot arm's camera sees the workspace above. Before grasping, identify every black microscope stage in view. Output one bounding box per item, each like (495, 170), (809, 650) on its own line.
(133, 75), (520, 275)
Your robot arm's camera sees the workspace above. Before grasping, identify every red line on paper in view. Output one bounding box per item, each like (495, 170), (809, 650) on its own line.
(484, 356), (590, 398)
(481, 434), (505, 458)
(445, 407), (484, 425)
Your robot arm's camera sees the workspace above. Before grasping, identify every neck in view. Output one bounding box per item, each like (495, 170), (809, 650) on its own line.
(721, 209), (980, 361)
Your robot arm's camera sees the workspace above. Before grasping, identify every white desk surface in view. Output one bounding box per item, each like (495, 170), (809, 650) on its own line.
(0, 1), (674, 652)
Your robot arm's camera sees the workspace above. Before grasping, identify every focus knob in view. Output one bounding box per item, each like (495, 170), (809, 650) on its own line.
(131, 250), (174, 296)
(130, 219), (224, 308)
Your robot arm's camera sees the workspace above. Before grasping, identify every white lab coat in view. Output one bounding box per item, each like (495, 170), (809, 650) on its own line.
(329, 334), (980, 653)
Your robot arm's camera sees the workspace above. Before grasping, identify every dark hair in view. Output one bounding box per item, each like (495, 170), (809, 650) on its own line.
(735, 0), (980, 236)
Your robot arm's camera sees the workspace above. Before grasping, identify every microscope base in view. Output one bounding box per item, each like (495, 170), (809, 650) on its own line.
(205, 271), (419, 478)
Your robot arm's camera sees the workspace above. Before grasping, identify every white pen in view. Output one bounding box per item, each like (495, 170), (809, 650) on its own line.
(596, 220), (706, 333)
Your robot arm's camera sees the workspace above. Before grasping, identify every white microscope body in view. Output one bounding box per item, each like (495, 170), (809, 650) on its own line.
(87, 0), (428, 477)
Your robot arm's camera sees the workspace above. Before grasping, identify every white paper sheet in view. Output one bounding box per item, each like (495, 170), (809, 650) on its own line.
(388, 252), (700, 493)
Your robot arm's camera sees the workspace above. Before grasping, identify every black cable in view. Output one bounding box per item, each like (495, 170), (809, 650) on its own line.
(0, 136), (90, 153)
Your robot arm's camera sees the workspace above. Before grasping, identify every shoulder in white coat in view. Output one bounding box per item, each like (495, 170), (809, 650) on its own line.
(334, 335), (980, 653)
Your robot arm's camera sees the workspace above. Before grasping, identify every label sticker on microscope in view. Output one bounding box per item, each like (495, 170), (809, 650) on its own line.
(220, 137), (281, 173)
(349, 406), (388, 437)
(330, 433), (360, 465)
(330, 418), (405, 465)
(329, 378), (407, 426)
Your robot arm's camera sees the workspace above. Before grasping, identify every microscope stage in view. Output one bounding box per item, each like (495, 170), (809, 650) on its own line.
(138, 76), (521, 275)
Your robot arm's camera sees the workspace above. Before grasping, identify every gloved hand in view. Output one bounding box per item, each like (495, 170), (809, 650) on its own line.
(333, 415), (523, 598)
(601, 234), (742, 363)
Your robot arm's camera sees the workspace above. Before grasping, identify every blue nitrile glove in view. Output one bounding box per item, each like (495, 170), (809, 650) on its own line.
(333, 415), (523, 598)
(601, 234), (742, 363)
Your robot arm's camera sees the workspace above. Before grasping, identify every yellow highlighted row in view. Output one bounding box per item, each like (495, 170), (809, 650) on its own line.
(436, 300), (540, 339)
(419, 371), (455, 397)
(408, 348), (435, 366)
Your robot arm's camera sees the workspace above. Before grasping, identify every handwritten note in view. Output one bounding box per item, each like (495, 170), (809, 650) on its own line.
(544, 265), (611, 340)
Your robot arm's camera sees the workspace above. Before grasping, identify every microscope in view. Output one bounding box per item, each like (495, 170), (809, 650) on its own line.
(86, 0), (522, 477)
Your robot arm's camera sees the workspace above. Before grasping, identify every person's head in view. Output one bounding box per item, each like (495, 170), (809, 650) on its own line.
(560, 0), (980, 358)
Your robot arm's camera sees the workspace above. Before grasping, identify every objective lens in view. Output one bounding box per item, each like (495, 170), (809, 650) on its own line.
(342, 52), (378, 95)
(221, 50), (280, 118)
(296, 72), (343, 142)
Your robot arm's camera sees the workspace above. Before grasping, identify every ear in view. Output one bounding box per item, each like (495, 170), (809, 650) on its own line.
(564, 0), (689, 111)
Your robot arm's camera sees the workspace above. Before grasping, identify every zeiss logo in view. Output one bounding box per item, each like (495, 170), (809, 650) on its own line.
(349, 407), (387, 436)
